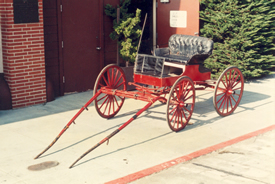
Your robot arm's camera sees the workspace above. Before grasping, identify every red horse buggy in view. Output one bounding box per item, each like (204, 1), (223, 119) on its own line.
(35, 34), (244, 168)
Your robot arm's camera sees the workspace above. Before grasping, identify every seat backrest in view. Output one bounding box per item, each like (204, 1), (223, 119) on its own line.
(168, 34), (213, 59)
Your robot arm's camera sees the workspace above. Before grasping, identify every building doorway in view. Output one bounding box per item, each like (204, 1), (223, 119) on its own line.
(61, 0), (102, 93)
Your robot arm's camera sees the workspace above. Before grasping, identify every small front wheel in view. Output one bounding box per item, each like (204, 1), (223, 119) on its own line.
(213, 66), (244, 116)
(166, 76), (195, 132)
(93, 64), (127, 119)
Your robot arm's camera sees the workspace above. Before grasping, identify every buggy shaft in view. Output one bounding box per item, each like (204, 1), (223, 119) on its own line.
(34, 90), (103, 159)
(69, 96), (162, 168)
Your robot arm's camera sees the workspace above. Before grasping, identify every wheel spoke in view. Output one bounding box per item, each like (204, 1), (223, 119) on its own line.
(231, 94), (237, 103)
(113, 74), (123, 88)
(183, 86), (192, 101)
(218, 95), (226, 110)
(115, 81), (126, 89)
(225, 71), (230, 86)
(216, 92), (225, 97)
(183, 106), (191, 114)
(176, 111), (180, 129)
(221, 79), (227, 89)
(117, 96), (124, 101)
(98, 82), (105, 87)
(226, 96), (230, 112)
(114, 96), (119, 108)
(113, 69), (119, 83)
(169, 107), (177, 123)
(97, 94), (108, 102)
(217, 93), (226, 104)
(102, 97), (110, 115)
(230, 70), (237, 87)
(107, 70), (112, 86)
(233, 86), (242, 91)
(222, 96), (227, 114)
(169, 105), (177, 115)
(184, 94), (194, 102)
(228, 70), (232, 87)
(228, 95), (233, 110)
(182, 109), (188, 121)
(232, 77), (241, 89)
(179, 110), (184, 127)
(102, 75), (109, 87)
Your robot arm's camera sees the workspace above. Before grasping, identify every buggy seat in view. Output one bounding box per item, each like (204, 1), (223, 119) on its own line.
(155, 34), (213, 64)
(134, 34), (214, 83)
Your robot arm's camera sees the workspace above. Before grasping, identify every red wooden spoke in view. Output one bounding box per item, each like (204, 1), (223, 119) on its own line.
(102, 75), (109, 87)
(99, 96), (109, 110)
(216, 91), (225, 97)
(180, 111), (184, 128)
(170, 109), (177, 124)
(232, 75), (241, 89)
(230, 70), (237, 87)
(182, 86), (192, 101)
(228, 96), (233, 110)
(111, 68), (115, 84)
(182, 108), (188, 122)
(217, 93), (226, 104)
(107, 70), (111, 86)
(113, 73), (123, 87)
(231, 94), (237, 103)
(183, 106), (191, 114)
(184, 94), (194, 102)
(114, 96), (120, 108)
(99, 82), (105, 87)
(115, 81), (126, 89)
(97, 94), (108, 103)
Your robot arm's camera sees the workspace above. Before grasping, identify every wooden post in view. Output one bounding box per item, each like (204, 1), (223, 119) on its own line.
(117, 8), (120, 66)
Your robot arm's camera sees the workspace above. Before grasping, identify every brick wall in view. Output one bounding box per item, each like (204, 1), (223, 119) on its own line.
(0, 0), (46, 108)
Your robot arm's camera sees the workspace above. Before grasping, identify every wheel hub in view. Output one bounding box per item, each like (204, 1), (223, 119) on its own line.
(179, 102), (185, 107)
(226, 89), (234, 96)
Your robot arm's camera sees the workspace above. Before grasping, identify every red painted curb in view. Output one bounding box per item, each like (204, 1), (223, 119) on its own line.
(105, 124), (275, 184)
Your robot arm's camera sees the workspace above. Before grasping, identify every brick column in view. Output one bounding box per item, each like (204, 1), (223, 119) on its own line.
(0, 0), (46, 108)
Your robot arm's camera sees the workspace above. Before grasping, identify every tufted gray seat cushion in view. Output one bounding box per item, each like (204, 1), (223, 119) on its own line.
(155, 34), (213, 64)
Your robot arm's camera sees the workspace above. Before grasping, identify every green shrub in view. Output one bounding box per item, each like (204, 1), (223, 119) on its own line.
(200, 0), (275, 79)
(105, 0), (142, 64)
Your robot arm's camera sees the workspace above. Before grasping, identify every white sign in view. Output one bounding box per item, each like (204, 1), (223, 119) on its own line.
(170, 11), (187, 28)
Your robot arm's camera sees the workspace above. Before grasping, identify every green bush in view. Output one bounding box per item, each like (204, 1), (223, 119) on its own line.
(105, 0), (142, 64)
(200, 0), (275, 79)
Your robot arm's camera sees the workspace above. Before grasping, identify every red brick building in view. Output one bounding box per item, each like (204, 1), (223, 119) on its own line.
(0, 0), (46, 109)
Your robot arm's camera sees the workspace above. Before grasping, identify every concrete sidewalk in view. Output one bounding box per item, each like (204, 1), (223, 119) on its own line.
(0, 74), (274, 184)
(131, 129), (275, 184)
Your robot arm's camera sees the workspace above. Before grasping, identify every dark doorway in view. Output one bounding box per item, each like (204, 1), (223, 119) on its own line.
(61, 0), (101, 93)
(128, 0), (153, 55)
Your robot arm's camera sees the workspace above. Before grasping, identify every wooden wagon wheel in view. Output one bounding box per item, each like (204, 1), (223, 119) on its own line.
(166, 76), (195, 132)
(93, 64), (127, 119)
(213, 66), (244, 116)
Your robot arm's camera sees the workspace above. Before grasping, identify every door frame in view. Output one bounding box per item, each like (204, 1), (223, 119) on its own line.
(56, 0), (105, 96)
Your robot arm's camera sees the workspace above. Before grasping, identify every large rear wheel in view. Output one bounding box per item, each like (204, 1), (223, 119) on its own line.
(213, 66), (244, 116)
(166, 76), (195, 132)
(93, 64), (127, 119)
